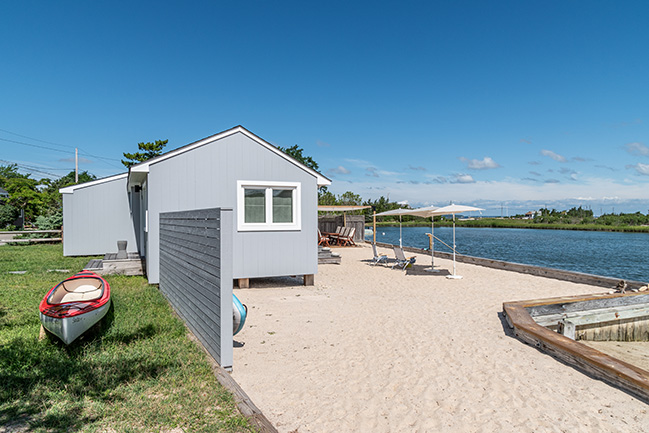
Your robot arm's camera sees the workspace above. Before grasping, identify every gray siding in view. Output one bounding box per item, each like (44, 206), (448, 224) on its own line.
(159, 208), (233, 369)
(146, 131), (318, 283)
(62, 175), (138, 256)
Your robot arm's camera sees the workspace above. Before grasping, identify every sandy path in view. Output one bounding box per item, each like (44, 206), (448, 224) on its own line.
(231, 245), (649, 432)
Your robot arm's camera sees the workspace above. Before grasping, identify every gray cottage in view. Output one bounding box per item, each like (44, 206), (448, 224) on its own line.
(61, 126), (331, 286)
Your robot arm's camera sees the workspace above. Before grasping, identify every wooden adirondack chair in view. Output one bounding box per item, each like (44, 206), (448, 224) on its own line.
(318, 229), (330, 247)
(338, 227), (356, 246)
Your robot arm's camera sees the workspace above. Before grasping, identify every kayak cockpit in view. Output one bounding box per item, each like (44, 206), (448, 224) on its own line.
(47, 277), (104, 304)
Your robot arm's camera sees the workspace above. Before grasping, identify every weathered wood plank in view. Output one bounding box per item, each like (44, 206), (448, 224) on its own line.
(527, 294), (649, 317)
(533, 303), (649, 327)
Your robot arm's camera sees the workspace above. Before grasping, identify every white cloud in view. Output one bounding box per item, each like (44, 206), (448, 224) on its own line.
(628, 163), (649, 176)
(328, 165), (350, 175)
(624, 142), (649, 156)
(459, 156), (500, 170)
(451, 173), (476, 184)
(365, 167), (379, 177)
(540, 149), (567, 162)
(326, 173), (649, 213)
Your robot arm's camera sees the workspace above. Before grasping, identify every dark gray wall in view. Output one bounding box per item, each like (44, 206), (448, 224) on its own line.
(158, 208), (233, 369)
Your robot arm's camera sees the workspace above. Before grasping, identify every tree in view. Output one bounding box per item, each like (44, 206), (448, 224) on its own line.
(40, 170), (97, 216)
(122, 139), (168, 168)
(338, 191), (362, 206)
(318, 189), (337, 205)
(4, 176), (41, 223)
(276, 144), (319, 171)
(0, 203), (18, 229)
(0, 164), (25, 188)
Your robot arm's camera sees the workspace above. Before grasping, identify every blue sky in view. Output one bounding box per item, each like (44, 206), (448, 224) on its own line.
(2, 1), (649, 215)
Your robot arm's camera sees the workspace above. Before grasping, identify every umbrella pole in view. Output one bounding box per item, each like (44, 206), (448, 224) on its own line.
(399, 215), (402, 248)
(447, 213), (463, 279)
(425, 219), (440, 272)
(373, 212), (376, 245)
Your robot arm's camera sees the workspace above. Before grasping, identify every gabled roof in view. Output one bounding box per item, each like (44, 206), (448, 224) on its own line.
(128, 125), (332, 188)
(59, 173), (129, 194)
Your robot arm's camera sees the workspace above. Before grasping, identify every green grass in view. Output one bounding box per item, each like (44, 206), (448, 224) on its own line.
(0, 244), (253, 433)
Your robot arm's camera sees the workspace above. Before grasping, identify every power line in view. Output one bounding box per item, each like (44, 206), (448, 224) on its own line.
(0, 127), (124, 165)
(1, 136), (124, 171)
(0, 128), (75, 150)
(0, 137), (73, 155)
(0, 159), (64, 179)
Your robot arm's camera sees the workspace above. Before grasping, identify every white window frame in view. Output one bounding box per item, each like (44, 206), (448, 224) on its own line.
(237, 181), (301, 231)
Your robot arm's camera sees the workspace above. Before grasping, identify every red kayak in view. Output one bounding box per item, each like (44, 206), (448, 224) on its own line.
(39, 271), (111, 345)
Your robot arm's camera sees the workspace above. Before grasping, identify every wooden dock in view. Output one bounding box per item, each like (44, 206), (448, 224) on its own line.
(503, 292), (649, 403)
(85, 253), (145, 276)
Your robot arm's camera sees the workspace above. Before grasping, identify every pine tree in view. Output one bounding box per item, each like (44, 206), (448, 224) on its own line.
(122, 140), (168, 168)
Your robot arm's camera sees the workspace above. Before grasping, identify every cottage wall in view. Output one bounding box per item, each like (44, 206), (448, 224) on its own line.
(145, 131), (318, 284)
(61, 175), (138, 256)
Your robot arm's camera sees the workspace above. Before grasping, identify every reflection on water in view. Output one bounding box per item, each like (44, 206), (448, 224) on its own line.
(368, 226), (649, 282)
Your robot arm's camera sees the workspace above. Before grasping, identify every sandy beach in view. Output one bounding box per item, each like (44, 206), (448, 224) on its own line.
(231, 245), (648, 432)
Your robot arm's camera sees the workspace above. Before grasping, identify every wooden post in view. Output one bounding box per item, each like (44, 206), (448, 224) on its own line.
(558, 319), (576, 340)
(303, 274), (314, 286)
(238, 278), (249, 289)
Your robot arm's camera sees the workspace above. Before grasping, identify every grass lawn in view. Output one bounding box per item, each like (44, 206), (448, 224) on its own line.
(0, 243), (253, 433)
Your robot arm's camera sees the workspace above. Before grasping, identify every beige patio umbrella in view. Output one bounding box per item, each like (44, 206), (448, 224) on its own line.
(424, 204), (484, 279)
(397, 205), (440, 271)
(374, 208), (417, 248)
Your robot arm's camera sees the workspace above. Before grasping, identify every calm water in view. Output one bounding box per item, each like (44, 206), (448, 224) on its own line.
(368, 226), (649, 282)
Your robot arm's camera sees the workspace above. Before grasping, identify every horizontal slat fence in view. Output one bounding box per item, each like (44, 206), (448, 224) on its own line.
(159, 208), (233, 369)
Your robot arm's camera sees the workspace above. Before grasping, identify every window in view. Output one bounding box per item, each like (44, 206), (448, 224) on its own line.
(237, 181), (301, 231)
(244, 189), (266, 223)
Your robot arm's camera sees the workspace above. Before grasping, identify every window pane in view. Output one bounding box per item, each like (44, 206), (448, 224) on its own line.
(244, 189), (266, 223)
(272, 189), (293, 223)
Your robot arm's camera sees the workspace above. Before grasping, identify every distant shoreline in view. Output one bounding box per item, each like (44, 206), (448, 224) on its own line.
(372, 219), (649, 233)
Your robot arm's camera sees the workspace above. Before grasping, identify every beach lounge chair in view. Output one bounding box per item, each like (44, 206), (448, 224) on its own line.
(338, 227), (356, 246)
(318, 229), (330, 247)
(326, 226), (344, 245)
(371, 243), (388, 266)
(392, 246), (416, 270)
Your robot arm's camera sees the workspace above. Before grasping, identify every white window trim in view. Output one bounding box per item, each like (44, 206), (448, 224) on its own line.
(237, 181), (302, 231)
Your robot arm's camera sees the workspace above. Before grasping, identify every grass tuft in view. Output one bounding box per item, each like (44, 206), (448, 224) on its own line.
(0, 244), (253, 432)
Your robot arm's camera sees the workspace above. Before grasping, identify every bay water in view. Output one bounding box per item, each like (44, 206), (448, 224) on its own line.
(368, 226), (649, 283)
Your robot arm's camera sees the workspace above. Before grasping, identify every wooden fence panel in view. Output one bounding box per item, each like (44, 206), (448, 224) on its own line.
(159, 208), (233, 369)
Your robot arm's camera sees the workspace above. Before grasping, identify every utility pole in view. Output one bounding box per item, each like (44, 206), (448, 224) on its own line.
(75, 148), (79, 183)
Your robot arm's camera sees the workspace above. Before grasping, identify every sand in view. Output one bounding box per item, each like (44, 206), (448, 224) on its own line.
(231, 245), (649, 432)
